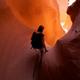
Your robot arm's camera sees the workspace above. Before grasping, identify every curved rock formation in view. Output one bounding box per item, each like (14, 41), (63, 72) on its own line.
(67, 0), (80, 23)
(37, 0), (80, 80)
(6, 0), (64, 46)
(0, 0), (80, 80)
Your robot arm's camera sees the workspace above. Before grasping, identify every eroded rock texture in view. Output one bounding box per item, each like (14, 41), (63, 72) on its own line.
(6, 0), (64, 46)
(0, 0), (80, 80)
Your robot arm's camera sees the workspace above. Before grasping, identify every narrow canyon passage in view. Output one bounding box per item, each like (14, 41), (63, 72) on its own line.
(0, 0), (80, 80)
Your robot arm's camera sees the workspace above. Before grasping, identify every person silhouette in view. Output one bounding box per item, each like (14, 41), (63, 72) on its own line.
(31, 25), (48, 80)
(31, 25), (48, 53)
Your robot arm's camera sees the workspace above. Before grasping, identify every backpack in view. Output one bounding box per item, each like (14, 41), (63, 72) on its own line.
(31, 32), (44, 49)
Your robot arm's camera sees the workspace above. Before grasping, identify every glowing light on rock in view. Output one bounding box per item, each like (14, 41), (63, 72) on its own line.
(57, 0), (72, 34)
(60, 21), (68, 33)
(68, 0), (76, 6)
(5, 0), (73, 46)
(6, 0), (64, 46)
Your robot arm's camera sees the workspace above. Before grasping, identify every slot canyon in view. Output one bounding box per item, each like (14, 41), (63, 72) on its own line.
(0, 0), (80, 80)
(6, 0), (72, 46)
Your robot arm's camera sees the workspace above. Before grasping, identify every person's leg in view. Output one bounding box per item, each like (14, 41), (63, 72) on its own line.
(33, 48), (44, 80)
(39, 48), (44, 66)
(33, 49), (40, 80)
(39, 49), (44, 71)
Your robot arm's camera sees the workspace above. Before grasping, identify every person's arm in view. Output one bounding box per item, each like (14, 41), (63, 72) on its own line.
(42, 35), (48, 52)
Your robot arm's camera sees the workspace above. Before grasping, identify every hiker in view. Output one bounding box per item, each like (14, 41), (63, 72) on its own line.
(31, 25), (48, 54)
(31, 25), (48, 80)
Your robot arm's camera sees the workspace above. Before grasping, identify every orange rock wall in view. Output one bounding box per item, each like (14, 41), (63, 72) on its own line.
(6, 0), (64, 46)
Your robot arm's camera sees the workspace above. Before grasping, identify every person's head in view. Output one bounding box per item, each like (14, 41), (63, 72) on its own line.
(37, 25), (44, 32)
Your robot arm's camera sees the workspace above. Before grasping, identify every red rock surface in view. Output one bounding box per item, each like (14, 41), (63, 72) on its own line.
(6, 0), (64, 46)
(0, 0), (80, 80)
